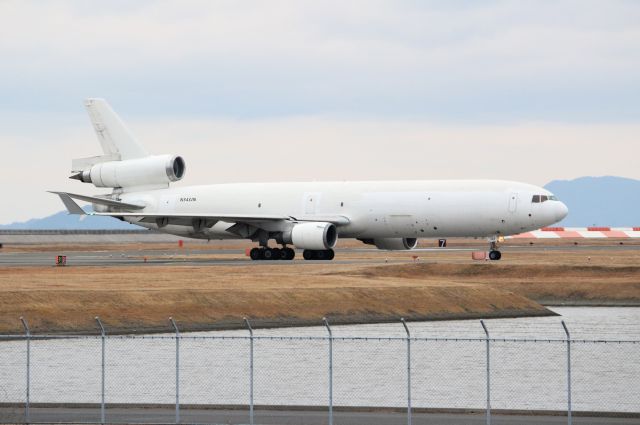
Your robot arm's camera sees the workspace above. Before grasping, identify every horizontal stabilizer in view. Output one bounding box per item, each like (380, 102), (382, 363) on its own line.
(49, 191), (146, 213)
(50, 192), (86, 215)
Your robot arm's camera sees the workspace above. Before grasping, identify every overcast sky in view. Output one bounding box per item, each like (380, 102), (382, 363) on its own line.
(1, 1), (639, 223)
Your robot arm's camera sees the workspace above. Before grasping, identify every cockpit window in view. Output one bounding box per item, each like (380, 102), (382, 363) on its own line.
(532, 194), (558, 203)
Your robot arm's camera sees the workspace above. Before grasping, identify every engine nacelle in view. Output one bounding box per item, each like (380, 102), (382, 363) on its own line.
(76, 155), (185, 188)
(370, 238), (418, 250)
(289, 222), (337, 250)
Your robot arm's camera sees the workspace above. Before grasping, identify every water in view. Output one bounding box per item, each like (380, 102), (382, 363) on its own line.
(0, 307), (638, 413)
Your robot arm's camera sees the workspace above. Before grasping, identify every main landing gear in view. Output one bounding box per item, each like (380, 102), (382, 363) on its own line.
(488, 238), (502, 261)
(302, 249), (335, 261)
(250, 247), (295, 261)
(249, 247), (336, 261)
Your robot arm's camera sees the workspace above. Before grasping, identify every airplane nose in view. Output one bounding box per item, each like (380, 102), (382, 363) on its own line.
(555, 202), (569, 221)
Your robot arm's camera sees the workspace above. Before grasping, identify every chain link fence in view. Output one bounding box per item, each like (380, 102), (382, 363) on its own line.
(0, 317), (638, 424)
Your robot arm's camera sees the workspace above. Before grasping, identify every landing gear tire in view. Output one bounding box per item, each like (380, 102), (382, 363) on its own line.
(282, 247), (295, 260)
(262, 248), (276, 261)
(487, 237), (501, 261)
(303, 249), (335, 261)
(251, 247), (295, 261)
(250, 247), (263, 260)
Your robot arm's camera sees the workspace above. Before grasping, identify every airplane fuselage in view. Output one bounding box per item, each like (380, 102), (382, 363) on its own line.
(117, 179), (567, 241)
(54, 99), (569, 260)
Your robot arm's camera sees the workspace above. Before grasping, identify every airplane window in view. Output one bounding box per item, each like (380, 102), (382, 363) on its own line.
(549, 195), (558, 201)
(532, 195), (540, 203)
(540, 195), (548, 202)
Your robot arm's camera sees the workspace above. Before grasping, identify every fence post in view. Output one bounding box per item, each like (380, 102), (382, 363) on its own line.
(401, 318), (412, 425)
(561, 321), (572, 425)
(95, 317), (106, 425)
(169, 317), (180, 424)
(19, 317), (30, 424)
(480, 320), (491, 425)
(244, 317), (254, 425)
(322, 317), (333, 425)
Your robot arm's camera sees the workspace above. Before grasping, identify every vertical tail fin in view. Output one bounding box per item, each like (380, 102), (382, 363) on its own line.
(72, 99), (148, 171)
(84, 98), (148, 160)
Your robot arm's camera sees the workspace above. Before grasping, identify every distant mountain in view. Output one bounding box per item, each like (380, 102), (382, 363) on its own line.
(0, 207), (140, 230)
(544, 176), (640, 227)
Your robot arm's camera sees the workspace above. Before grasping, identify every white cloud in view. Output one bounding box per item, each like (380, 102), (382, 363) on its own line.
(2, 114), (638, 223)
(0, 1), (639, 223)
(0, 1), (638, 121)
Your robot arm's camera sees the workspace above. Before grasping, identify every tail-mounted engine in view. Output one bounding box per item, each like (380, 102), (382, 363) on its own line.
(71, 154), (185, 189)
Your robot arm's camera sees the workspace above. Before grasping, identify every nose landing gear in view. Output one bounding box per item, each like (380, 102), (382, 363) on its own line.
(488, 237), (502, 261)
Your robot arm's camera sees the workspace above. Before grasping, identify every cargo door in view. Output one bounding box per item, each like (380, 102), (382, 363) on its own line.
(303, 192), (320, 215)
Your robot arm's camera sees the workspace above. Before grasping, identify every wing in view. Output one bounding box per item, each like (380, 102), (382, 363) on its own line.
(94, 212), (350, 226)
(95, 212), (289, 226)
(50, 191), (350, 229)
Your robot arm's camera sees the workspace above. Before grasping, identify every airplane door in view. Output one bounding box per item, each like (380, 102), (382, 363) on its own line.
(303, 193), (319, 214)
(508, 193), (518, 213)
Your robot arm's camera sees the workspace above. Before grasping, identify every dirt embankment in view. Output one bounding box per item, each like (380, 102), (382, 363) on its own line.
(1, 243), (638, 334)
(0, 263), (550, 335)
(345, 263), (640, 306)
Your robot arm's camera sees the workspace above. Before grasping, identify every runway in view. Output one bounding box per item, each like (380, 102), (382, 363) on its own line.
(1, 244), (638, 267)
(2, 406), (638, 425)
(0, 248), (381, 267)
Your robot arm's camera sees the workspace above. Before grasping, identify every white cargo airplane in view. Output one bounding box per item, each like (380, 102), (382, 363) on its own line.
(52, 99), (568, 261)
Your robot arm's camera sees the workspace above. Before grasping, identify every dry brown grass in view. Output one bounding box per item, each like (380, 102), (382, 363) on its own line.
(0, 241), (638, 334)
(0, 263), (548, 334)
(343, 261), (640, 304)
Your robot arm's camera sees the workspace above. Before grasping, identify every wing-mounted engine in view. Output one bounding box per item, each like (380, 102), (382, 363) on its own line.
(360, 237), (418, 250)
(283, 222), (338, 250)
(71, 154), (186, 189)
